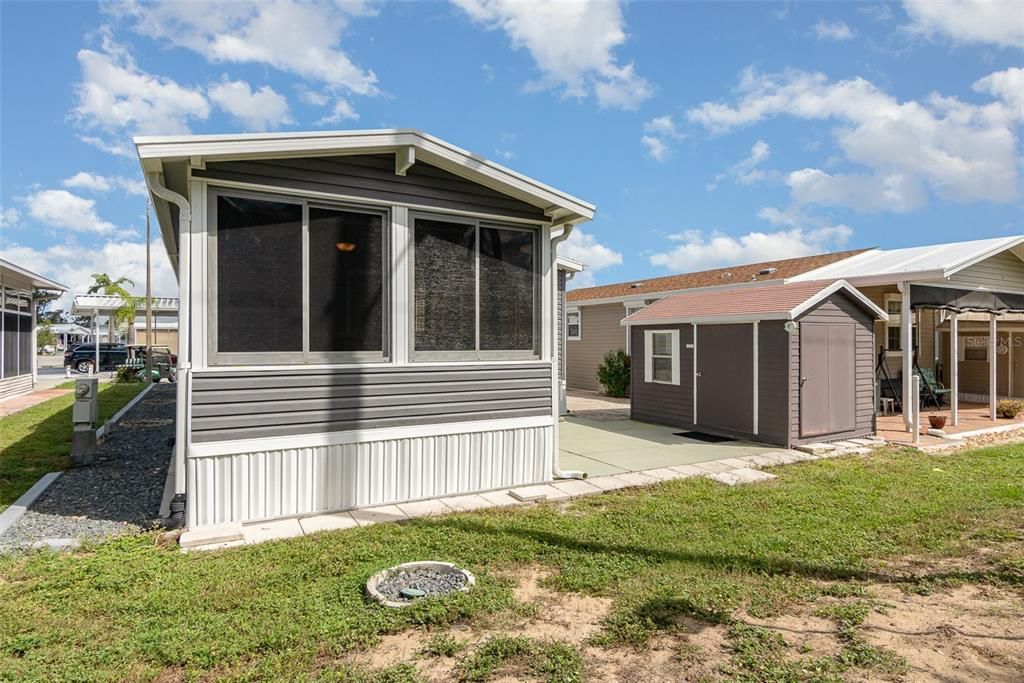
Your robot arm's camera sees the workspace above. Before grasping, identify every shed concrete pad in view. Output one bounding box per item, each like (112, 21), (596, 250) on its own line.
(243, 518), (304, 544)
(299, 512), (359, 535)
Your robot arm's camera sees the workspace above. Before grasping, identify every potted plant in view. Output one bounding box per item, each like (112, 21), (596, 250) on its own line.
(928, 414), (947, 430)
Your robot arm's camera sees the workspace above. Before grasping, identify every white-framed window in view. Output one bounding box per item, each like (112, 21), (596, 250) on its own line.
(644, 329), (680, 385)
(411, 212), (540, 360)
(961, 335), (989, 362)
(566, 309), (581, 341)
(883, 294), (917, 353)
(623, 301), (645, 354)
(208, 188), (389, 365)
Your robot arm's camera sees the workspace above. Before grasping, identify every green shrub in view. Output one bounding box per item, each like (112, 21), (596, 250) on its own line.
(997, 399), (1024, 419)
(596, 349), (630, 398)
(114, 366), (142, 384)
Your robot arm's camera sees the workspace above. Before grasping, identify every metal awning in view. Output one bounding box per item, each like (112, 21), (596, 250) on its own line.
(910, 285), (1024, 313)
(71, 295), (179, 317)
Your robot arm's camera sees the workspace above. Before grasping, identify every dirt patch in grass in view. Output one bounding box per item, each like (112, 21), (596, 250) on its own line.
(856, 583), (1024, 682)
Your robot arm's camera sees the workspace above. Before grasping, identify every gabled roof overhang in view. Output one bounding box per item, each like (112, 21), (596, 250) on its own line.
(136, 129), (596, 273)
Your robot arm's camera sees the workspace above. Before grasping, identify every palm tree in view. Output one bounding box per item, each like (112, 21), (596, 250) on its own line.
(87, 274), (139, 344)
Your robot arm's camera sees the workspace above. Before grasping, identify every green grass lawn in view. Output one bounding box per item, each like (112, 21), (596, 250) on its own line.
(0, 382), (147, 509)
(0, 443), (1022, 682)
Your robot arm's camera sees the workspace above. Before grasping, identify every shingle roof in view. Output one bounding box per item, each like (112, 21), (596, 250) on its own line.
(566, 248), (869, 303)
(622, 279), (887, 325)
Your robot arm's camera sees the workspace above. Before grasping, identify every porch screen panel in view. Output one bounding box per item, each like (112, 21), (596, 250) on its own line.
(479, 227), (535, 351)
(216, 195), (302, 353)
(308, 207), (385, 352)
(414, 219), (476, 351)
(3, 312), (18, 376)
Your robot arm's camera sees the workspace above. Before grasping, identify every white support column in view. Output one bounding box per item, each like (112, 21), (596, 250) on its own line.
(990, 313), (997, 421)
(30, 297), (38, 383)
(900, 282), (912, 431)
(950, 312), (959, 426)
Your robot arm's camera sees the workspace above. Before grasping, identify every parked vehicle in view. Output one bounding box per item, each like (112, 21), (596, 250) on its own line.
(63, 343), (129, 374)
(39, 344), (56, 355)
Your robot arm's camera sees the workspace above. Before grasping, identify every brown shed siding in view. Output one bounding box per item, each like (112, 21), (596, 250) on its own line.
(566, 302), (628, 391)
(790, 291), (876, 445)
(629, 324), (693, 427)
(194, 154), (547, 221)
(757, 321), (791, 446)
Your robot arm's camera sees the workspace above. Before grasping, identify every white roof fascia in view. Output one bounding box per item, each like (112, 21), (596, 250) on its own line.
(621, 312), (791, 327)
(555, 256), (584, 273)
(135, 129), (595, 223)
(0, 258), (68, 291)
(787, 249), (882, 282)
(788, 280), (889, 321)
(943, 235), (1024, 276)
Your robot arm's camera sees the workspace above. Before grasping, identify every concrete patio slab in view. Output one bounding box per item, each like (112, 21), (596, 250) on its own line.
(179, 522), (244, 549)
(299, 512), (359, 535)
(351, 506), (407, 526)
(243, 518), (304, 544)
(440, 494), (492, 512)
(551, 479), (603, 497)
(479, 490), (525, 507)
(398, 499), (452, 518)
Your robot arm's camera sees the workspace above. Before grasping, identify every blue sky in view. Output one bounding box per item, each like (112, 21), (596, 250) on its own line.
(1, 0), (1021, 304)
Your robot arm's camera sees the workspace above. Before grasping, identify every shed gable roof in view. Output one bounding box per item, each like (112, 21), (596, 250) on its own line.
(622, 280), (887, 325)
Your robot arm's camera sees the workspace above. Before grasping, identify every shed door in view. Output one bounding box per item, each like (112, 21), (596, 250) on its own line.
(799, 323), (856, 438)
(696, 324), (754, 434)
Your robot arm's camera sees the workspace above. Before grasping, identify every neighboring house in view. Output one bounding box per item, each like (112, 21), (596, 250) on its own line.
(788, 236), (1024, 426)
(130, 318), (179, 354)
(71, 295), (180, 359)
(556, 255), (584, 413)
(625, 280), (887, 447)
(0, 258), (68, 400)
(565, 249), (869, 392)
(49, 323), (92, 350)
(137, 129), (595, 529)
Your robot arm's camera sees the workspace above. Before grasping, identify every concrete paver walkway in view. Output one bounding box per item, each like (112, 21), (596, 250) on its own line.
(0, 388), (71, 417)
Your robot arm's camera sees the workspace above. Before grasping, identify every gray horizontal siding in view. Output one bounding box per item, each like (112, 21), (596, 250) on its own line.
(757, 321), (790, 447)
(190, 363), (553, 442)
(629, 324), (693, 428)
(195, 154), (546, 221)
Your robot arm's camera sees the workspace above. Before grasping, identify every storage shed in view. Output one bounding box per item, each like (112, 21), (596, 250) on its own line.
(622, 280), (888, 447)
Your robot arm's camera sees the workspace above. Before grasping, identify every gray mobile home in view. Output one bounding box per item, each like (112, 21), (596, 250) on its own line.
(624, 280), (887, 447)
(137, 129), (594, 529)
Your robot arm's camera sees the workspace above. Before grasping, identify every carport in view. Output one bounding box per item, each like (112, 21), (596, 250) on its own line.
(621, 280), (888, 448)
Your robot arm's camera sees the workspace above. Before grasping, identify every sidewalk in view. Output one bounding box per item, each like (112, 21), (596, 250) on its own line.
(0, 387), (72, 418)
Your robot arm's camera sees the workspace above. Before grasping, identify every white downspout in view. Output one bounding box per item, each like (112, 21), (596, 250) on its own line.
(146, 172), (192, 524)
(550, 224), (585, 480)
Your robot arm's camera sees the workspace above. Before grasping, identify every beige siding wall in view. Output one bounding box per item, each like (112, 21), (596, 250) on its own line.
(947, 251), (1024, 292)
(938, 328), (1024, 398)
(565, 302), (628, 391)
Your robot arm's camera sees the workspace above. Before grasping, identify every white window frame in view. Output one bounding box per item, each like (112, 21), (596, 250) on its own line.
(623, 301), (645, 355)
(883, 293), (916, 355)
(644, 329), (680, 385)
(409, 210), (541, 361)
(207, 187), (391, 366)
(566, 308), (581, 341)
(960, 334), (989, 362)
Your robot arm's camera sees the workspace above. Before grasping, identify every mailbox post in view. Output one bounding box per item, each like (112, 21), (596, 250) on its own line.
(71, 377), (99, 466)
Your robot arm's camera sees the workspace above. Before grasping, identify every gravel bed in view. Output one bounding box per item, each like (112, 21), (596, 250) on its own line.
(374, 566), (470, 603)
(0, 384), (175, 553)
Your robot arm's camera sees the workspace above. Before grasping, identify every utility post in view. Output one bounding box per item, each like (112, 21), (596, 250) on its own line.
(145, 200), (153, 384)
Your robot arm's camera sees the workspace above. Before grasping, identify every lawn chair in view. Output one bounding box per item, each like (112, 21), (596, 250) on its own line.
(916, 366), (951, 409)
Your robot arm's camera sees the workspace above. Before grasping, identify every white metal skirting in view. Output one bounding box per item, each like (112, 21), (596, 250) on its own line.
(187, 424), (554, 527)
(0, 374), (33, 401)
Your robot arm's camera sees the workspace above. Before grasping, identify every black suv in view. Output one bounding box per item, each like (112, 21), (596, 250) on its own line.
(64, 343), (129, 374)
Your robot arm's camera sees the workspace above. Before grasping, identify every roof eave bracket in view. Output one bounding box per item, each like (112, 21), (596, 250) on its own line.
(395, 146), (415, 176)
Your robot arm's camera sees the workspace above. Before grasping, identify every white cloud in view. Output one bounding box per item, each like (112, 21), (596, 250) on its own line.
(903, 0), (1024, 48)
(649, 225), (852, 272)
(687, 66), (1022, 209)
(641, 115), (684, 161)
(62, 172), (148, 196)
(110, 0), (379, 94)
(208, 79), (292, 132)
(0, 239), (177, 311)
(1, 206), (20, 228)
(813, 19), (855, 41)
(787, 168), (927, 212)
(78, 135), (133, 158)
(709, 139), (773, 190)
(317, 99), (360, 125)
(73, 35), (210, 137)
(299, 88), (330, 106)
(558, 228), (622, 288)
(452, 0), (652, 109)
(24, 190), (118, 235)
(973, 67), (1024, 121)
(641, 135), (670, 162)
